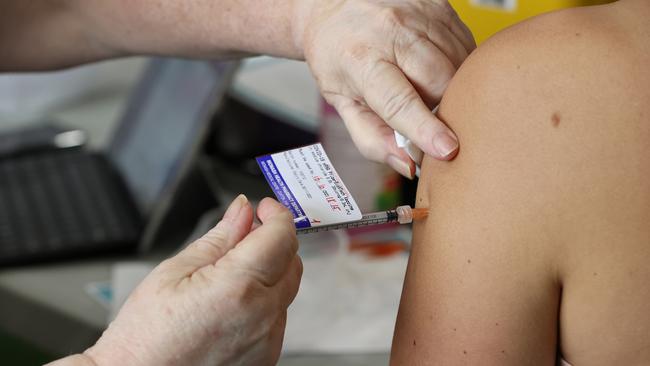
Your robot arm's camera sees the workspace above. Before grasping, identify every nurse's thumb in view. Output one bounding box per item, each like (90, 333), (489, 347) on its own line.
(164, 195), (254, 276)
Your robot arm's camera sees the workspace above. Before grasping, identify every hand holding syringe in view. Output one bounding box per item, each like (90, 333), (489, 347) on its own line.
(257, 144), (429, 236)
(295, 205), (428, 235)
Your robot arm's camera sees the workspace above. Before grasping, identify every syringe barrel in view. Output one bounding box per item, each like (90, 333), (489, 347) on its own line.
(296, 210), (395, 235)
(295, 207), (417, 235)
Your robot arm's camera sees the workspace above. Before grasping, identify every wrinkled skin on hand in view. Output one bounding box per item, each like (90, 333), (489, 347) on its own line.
(84, 196), (302, 366)
(298, 0), (476, 178)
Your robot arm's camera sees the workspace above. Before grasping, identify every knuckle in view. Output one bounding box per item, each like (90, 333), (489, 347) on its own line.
(435, 1), (456, 27)
(203, 227), (229, 245)
(343, 43), (373, 63)
(379, 7), (407, 29)
(443, 1), (460, 19)
(277, 208), (294, 222)
(382, 89), (419, 123)
(271, 214), (296, 239)
(395, 31), (428, 60)
(414, 115), (439, 143)
(244, 264), (276, 288)
(429, 63), (454, 97)
(427, 21), (447, 41)
(228, 275), (261, 307)
(195, 228), (230, 254)
(416, 118), (430, 137)
(359, 59), (387, 93)
(221, 257), (261, 293)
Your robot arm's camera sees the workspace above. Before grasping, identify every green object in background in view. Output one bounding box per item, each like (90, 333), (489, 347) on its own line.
(376, 190), (400, 211)
(0, 329), (55, 366)
(375, 173), (402, 211)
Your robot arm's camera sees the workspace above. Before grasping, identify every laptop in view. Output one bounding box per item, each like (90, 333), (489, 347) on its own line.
(0, 58), (238, 265)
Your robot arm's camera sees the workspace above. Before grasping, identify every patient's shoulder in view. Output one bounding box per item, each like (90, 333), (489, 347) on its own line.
(428, 0), (650, 242)
(391, 3), (650, 365)
(435, 0), (649, 173)
(444, 0), (649, 115)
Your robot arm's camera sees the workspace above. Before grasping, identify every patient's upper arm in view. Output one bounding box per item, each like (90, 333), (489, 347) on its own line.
(390, 4), (648, 365)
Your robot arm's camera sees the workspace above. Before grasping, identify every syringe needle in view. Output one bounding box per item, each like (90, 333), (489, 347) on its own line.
(411, 208), (429, 221)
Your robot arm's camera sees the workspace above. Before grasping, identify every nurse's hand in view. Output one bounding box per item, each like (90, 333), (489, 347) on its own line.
(297, 0), (475, 178)
(51, 195), (302, 366)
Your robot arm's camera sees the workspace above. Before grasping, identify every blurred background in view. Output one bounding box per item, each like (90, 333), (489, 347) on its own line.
(0, 0), (612, 364)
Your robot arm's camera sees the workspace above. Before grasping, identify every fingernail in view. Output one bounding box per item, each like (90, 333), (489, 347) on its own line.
(433, 132), (459, 159)
(224, 194), (247, 220)
(387, 155), (413, 179)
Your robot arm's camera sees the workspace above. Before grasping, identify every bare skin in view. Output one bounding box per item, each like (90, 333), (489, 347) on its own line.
(3, 2), (473, 365)
(1, 0), (476, 173)
(0, 0), (300, 70)
(48, 196), (303, 366)
(391, 0), (650, 365)
(2, 2), (474, 365)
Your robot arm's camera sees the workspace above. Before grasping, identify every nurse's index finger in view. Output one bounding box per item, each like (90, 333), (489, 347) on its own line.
(363, 61), (459, 160)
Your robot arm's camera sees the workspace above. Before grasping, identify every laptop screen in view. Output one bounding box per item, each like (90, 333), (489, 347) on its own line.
(108, 58), (237, 214)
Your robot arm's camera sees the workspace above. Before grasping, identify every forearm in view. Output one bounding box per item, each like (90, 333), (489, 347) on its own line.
(1, 0), (308, 71)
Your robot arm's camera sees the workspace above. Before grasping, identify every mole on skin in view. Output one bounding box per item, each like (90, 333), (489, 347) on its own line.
(551, 112), (561, 127)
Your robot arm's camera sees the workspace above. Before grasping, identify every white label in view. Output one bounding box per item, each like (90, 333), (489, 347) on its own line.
(256, 143), (362, 228)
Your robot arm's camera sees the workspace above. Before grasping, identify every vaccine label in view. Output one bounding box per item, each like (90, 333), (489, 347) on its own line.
(256, 143), (362, 228)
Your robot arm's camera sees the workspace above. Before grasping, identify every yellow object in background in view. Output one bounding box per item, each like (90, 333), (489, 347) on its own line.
(450, 0), (614, 44)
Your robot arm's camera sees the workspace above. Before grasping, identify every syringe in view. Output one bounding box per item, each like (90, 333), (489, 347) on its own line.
(296, 205), (428, 235)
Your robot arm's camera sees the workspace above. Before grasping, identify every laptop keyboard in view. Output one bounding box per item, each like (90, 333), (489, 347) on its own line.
(0, 150), (142, 265)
